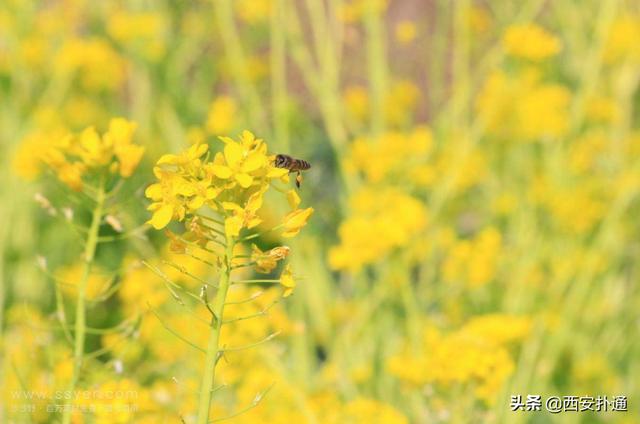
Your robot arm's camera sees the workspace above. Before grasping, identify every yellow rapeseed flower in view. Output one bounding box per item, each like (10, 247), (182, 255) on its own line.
(14, 118), (143, 190)
(502, 23), (561, 61)
(206, 96), (237, 135)
(279, 264), (296, 297)
(282, 207), (314, 238)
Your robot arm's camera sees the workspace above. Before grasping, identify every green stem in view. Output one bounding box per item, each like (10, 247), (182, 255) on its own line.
(364, 1), (387, 135)
(271, 0), (290, 152)
(196, 237), (234, 424)
(61, 179), (105, 424)
(213, 0), (268, 136)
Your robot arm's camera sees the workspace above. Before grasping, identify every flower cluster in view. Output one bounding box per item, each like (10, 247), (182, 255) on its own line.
(145, 131), (313, 239)
(346, 127), (433, 183)
(476, 68), (571, 141)
(441, 227), (503, 288)
(329, 187), (427, 271)
(15, 118), (143, 190)
(502, 23), (561, 61)
(387, 314), (531, 403)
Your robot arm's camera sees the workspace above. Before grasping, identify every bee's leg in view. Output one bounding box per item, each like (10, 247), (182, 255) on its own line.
(295, 171), (302, 188)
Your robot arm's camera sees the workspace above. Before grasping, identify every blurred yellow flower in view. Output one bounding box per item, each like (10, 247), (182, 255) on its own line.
(343, 85), (370, 126)
(348, 127), (432, 183)
(107, 10), (167, 60)
(469, 5), (492, 35)
(604, 15), (640, 63)
(206, 96), (237, 135)
(442, 227), (502, 288)
(502, 23), (561, 61)
(338, 0), (388, 23)
(344, 398), (408, 424)
(14, 118), (142, 190)
(55, 38), (126, 91)
(388, 315), (530, 403)
(329, 187), (427, 271)
(384, 80), (419, 127)
(477, 69), (570, 140)
(236, 0), (272, 24)
(395, 20), (417, 44)
(57, 263), (112, 300)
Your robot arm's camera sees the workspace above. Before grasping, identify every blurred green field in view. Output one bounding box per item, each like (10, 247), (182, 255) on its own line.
(1, 0), (640, 423)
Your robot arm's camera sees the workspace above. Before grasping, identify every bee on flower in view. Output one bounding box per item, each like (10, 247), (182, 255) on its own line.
(144, 130), (313, 422)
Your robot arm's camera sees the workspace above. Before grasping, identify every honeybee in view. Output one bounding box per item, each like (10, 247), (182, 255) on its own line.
(274, 154), (311, 188)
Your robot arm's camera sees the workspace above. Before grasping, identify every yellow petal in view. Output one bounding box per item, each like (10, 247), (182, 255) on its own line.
(224, 142), (244, 168)
(240, 130), (256, 147)
(107, 118), (137, 147)
(241, 153), (264, 173)
(282, 207), (314, 237)
(188, 196), (205, 210)
(218, 136), (234, 144)
(211, 165), (232, 179)
(176, 181), (196, 196)
(116, 144), (144, 177)
(225, 215), (243, 237)
(148, 204), (173, 230)
(80, 127), (101, 153)
(188, 143), (209, 159)
(205, 188), (219, 199)
(246, 189), (265, 212)
(280, 264), (296, 297)
(286, 190), (301, 210)
(157, 154), (179, 165)
(222, 202), (242, 211)
(145, 183), (162, 200)
(267, 167), (289, 178)
(235, 173), (253, 188)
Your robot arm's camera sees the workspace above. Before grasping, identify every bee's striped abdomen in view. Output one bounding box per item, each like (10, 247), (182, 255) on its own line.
(295, 159), (311, 171)
(275, 154), (311, 171)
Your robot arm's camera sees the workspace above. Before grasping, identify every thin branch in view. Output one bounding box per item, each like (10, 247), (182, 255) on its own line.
(163, 260), (216, 288)
(209, 383), (275, 423)
(53, 284), (74, 345)
(87, 278), (124, 304)
(198, 221), (226, 237)
(239, 224), (283, 242)
(194, 213), (225, 226)
(232, 279), (280, 285)
(234, 279), (280, 283)
(142, 261), (201, 303)
(97, 225), (148, 243)
(231, 261), (257, 270)
(142, 261), (210, 325)
(221, 331), (281, 352)
(80, 315), (141, 335)
(200, 285), (217, 322)
(104, 179), (125, 199)
(223, 300), (279, 324)
(211, 384), (227, 394)
(147, 303), (206, 354)
(225, 290), (265, 305)
(185, 250), (220, 269)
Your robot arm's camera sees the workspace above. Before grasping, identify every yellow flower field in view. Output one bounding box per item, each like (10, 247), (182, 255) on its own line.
(1, 0), (639, 423)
